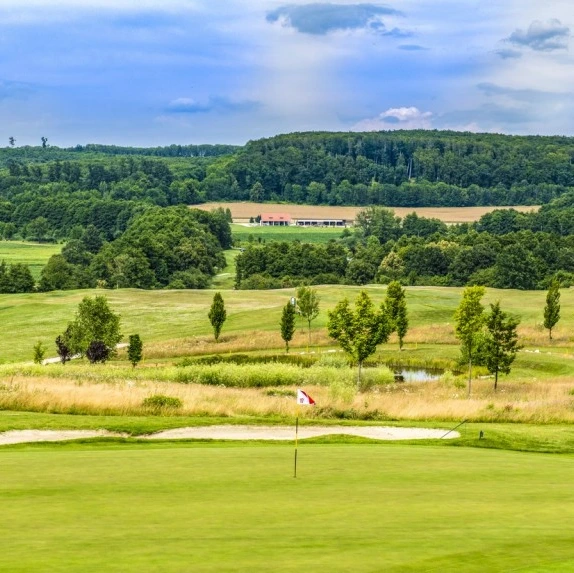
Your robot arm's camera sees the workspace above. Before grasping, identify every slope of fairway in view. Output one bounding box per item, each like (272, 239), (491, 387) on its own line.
(2, 285), (573, 363)
(1, 443), (574, 572)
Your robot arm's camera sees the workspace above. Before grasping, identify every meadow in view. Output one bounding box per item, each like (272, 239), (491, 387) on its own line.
(231, 223), (344, 244)
(2, 442), (574, 572)
(1, 284), (574, 426)
(0, 240), (61, 278)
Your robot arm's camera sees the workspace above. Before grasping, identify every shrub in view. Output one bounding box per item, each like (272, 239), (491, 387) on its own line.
(142, 394), (183, 410)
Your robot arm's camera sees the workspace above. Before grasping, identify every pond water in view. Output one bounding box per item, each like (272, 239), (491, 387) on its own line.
(393, 368), (444, 383)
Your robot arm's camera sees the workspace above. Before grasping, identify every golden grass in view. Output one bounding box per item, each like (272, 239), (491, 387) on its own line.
(197, 202), (539, 224)
(2, 371), (574, 424)
(137, 330), (334, 360)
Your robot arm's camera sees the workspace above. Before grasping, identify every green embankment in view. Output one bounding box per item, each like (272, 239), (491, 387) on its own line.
(2, 443), (574, 572)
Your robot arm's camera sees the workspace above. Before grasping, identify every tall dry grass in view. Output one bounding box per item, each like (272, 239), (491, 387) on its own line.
(2, 371), (574, 423)
(136, 330), (334, 360)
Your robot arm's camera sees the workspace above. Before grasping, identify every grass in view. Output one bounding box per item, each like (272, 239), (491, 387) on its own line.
(231, 223), (344, 244)
(2, 284), (573, 363)
(0, 240), (61, 278)
(2, 442), (574, 572)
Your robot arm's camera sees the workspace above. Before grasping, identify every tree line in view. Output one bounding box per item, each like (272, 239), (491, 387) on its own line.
(235, 195), (574, 291)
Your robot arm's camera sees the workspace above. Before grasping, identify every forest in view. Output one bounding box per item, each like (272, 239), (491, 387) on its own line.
(1, 130), (574, 291)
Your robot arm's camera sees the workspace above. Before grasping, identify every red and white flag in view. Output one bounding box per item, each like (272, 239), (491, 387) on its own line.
(297, 389), (315, 405)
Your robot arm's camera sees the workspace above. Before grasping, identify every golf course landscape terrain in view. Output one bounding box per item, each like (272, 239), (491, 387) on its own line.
(2, 281), (574, 570)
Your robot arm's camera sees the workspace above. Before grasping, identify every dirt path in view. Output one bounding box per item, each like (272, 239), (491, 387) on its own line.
(0, 425), (458, 445)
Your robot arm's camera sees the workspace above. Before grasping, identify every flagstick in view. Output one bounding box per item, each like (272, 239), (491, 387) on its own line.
(294, 406), (299, 478)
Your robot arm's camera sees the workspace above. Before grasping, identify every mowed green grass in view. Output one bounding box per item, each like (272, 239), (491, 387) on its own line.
(0, 240), (61, 278)
(1, 284), (573, 363)
(1, 442), (574, 572)
(232, 223), (344, 243)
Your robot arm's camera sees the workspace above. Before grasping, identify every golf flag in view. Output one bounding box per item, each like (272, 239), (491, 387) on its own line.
(297, 389), (315, 406)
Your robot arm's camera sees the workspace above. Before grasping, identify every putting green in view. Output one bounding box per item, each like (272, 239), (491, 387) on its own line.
(1, 443), (574, 572)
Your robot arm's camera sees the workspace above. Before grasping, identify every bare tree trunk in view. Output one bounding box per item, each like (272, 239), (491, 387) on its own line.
(467, 356), (472, 398)
(357, 361), (362, 391)
(494, 369), (498, 392)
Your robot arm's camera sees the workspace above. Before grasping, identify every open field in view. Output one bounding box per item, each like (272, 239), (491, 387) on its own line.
(2, 285), (574, 424)
(0, 240), (61, 278)
(2, 285), (572, 364)
(231, 223), (343, 244)
(2, 442), (574, 572)
(198, 202), (539, 224)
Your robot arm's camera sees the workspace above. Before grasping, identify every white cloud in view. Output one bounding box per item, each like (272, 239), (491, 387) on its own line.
(353, 107), (433, 131)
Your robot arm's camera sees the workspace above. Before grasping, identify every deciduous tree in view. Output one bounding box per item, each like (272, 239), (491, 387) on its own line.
(482, 302), (521, 391)
(385, 281), (408, 350)
(543, 279), (560, 340)
(327, 290), (391, 389)
(454, 285), (485, 397)
(66, 295), (122, 357)
(296, 286), (320, 348)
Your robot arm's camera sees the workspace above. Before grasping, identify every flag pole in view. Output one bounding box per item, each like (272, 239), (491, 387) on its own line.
(294, 405), (299, 478)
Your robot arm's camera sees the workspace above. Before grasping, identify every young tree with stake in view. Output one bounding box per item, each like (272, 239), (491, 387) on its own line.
(543, 279), (560, 340)
(327, 290), (391, 390)
(128, 334), (143, 367)
(385, 281), (408, 350)
(454, 285), (485, 397)
(482, 301), (521, 391)
(296, 286), (319, 348)
(208, 292), (227, 342)
(280, 300), (296, 353)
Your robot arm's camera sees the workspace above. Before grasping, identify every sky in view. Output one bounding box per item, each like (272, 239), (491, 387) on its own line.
(1, 0), (573, 146)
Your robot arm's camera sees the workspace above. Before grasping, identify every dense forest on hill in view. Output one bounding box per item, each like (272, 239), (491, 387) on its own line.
(235, 195), (574, 291)
(2, 129), (574, 292)
(224, 131), (574, 207)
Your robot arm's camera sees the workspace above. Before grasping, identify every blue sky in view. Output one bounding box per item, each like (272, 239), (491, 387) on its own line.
(1, 0), (572, 146)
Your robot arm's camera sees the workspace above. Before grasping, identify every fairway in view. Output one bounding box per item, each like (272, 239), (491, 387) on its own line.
(0, 241), (61, 278)
(1, 443), (574, 572)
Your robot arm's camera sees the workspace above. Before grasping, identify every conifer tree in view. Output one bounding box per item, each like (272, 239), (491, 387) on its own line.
(280, 301), (296, 353)
(208, 292), (227, 342)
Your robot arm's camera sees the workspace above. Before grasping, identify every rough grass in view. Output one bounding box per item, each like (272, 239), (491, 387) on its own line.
(2, 443), (574, 572)
(3, 284), (574, 363)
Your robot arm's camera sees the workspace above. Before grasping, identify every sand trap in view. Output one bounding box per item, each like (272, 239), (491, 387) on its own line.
(0, 430), (119, 445)
(0, 426), (458, 445)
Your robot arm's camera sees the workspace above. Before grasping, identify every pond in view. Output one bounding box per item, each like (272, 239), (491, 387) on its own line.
(393, 367), (444, 383)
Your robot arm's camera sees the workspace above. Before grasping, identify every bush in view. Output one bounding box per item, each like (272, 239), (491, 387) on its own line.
(177, 354), (316, 368)
(142, 394), (183, 410)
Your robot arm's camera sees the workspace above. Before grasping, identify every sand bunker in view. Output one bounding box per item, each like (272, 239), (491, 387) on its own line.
(0, 425), (458, 445)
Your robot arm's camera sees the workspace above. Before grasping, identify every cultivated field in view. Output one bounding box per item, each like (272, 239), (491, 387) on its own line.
(0, 240), (61, 278)
(198, 202), (539, 224)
